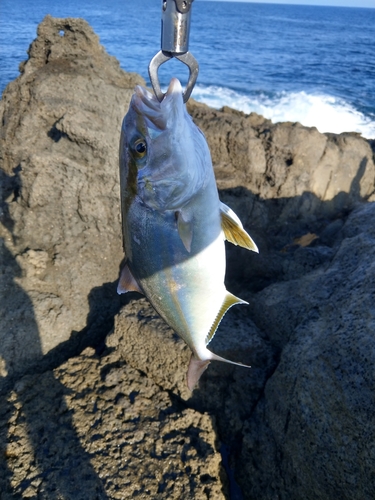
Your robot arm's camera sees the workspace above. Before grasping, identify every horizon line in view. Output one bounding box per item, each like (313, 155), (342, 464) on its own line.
(198, 0), (375, 9)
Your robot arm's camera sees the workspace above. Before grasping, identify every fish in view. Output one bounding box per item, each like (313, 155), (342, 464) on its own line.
(117, 77), (258, 390)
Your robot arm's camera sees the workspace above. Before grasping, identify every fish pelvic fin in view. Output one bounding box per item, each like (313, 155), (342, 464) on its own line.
(220, 202), (258, 253)
(205, 292), (248, 345)
(117, 261), (143, 295)
(187, 355), (210, 391)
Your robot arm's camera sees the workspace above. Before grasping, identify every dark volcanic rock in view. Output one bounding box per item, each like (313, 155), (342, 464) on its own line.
(107, 297), (276, 447)
(1, 15), (375, 500)
(238, 201), (375, 500)
(0, 347), (225, 499)
(109, 203), (375, 500)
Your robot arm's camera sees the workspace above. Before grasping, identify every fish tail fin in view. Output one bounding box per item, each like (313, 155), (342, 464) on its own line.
(207, 349), (251, 369)
(187, 349), (251, 391)
(187, 355), (211, 391)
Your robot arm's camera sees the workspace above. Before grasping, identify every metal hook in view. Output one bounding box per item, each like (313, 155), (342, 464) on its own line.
(148, 0), (199, 103)
(148, 50), (199, 103)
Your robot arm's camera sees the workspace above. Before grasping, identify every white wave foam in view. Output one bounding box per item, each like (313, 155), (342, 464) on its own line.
(192, 85), (375, 139)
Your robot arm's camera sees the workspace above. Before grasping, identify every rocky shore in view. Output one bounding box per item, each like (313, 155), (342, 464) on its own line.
(1, 16), (374, 499)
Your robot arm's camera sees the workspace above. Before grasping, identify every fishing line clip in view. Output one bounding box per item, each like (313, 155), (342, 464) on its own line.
(149, 0), (199, 103)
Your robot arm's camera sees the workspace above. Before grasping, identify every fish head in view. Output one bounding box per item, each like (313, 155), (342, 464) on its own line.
(120, 78), (212, 211)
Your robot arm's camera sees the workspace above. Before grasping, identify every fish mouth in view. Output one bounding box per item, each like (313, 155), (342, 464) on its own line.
(132, 78), (184, 132)
(164, 77), (183, 98)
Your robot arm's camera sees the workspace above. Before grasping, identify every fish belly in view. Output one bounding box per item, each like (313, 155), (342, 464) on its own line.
(125, 196), (226, 355)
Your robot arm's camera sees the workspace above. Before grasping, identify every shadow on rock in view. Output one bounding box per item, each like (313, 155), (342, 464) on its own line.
(36, 279), (129, 375)
(221, 152), (371, 296)
(108, 157), (375, 500)
(0, 171), (109, 499)
(215, 171), (375, 498)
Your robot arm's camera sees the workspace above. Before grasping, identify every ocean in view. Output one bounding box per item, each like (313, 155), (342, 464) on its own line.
(0, 0), (374, 138)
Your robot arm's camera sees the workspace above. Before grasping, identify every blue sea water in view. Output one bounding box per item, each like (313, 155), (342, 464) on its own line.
(0, 0), (374, 137)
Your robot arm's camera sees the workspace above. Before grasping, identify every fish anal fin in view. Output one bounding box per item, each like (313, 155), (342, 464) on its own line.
(176, 210), (193, 253)
(206, 292), (248, 345)
(187, 355), (210, 391)
(220, 202), (258, 253)
(117, 262), (143, 295)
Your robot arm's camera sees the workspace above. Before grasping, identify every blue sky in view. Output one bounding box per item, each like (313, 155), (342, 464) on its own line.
(209, 0), (375, 7)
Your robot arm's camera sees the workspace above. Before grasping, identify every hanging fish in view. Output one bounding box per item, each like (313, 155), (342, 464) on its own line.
(118, 78), (258, 390)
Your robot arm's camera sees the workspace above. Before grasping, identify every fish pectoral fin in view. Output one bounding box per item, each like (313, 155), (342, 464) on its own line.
(220, 202), (258, 253)
(176, 210), (193, 253)
(187, 355), (210, 391)
(206, 292), (248, 345)
(117, 262), (143, 295)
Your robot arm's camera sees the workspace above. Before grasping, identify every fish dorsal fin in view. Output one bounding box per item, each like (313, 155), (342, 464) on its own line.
(176, 210), (193, 253)
(117, 262), (143, 295)
(220, 202), (258, 253)
(205, 292), (248, 345)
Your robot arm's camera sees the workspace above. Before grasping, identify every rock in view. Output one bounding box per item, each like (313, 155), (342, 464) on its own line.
(108, 198), (375, 500)
(238, 201), (375, 500)
(0, 347), (226, 499)
(187, 102), (375, 218)
(1, 15), (375, 500)
(187, 101), (375, 295)
(109, 204), (375, 500)
(106, 297), (276, 445)
(106, 298), (193, 400)
(0, 15), (143, 381)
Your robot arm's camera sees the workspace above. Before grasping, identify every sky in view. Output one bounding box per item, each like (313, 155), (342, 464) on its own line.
(209, 0), (375, 7)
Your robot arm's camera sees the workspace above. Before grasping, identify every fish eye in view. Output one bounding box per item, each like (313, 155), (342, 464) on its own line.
(133, 139), (147, 158)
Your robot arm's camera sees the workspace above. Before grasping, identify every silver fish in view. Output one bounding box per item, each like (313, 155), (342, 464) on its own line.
(118, 78), (258, 390)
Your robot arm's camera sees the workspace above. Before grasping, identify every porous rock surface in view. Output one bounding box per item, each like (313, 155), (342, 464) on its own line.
(0, 347), (224, 499)
(1, 15), (375, 500)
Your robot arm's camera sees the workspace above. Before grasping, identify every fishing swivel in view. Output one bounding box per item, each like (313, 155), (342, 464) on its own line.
(149, 0), (199, 103)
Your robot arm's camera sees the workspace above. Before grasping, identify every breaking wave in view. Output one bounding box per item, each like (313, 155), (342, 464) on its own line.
(192, 85), (375, 139)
